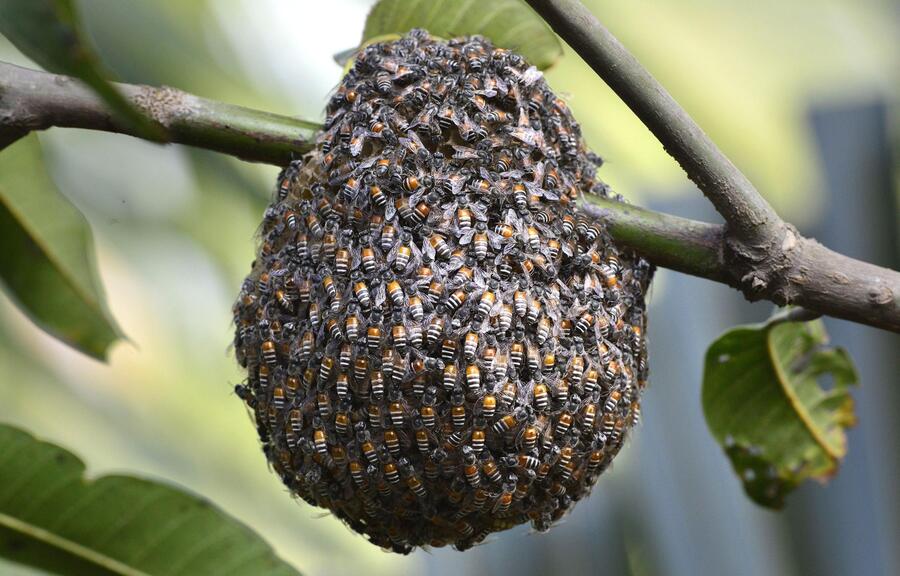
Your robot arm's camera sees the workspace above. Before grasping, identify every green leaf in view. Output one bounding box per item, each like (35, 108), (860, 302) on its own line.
(361, 0), (563, 70)
(0, 423), (302, 576)
(702, 314), (859, 508)
(0, 134), (123, 360)
(0, 0), (163, 140)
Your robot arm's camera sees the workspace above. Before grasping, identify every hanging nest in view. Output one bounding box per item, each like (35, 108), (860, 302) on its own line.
(232, 29), (653, 553)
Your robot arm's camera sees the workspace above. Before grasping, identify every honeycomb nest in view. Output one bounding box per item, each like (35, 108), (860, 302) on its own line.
(232, 30), (652, 553)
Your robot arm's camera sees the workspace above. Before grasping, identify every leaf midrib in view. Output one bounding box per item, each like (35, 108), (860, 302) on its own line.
(0, 512), (150, 576)
(766, 326), (839, 460)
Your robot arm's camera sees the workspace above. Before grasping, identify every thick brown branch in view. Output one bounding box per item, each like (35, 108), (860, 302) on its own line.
(1, 61), (897, 332)
(0, 62), (315, 164)
(524, 0), (782, 249)
(581, 197), (900, 331)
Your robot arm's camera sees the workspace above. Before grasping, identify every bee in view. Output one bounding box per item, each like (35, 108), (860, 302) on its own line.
(413, 418), (432, 455)
(375, 72), (392, 93)
(533, 382), (549, 411)
(367, 402), (382, 429)
(481, 456), (502, 485)
(526, 298), (542, 325)
(442, 363), (458, 392)
(390, 313), (408, 355)
(313, 418), (328, 455)
(630, 400), (642, 426)
(470, 422), (486, 454)
(407, 295), (424, 322)
(383, 461), (401, 484)
(586, 445), (606, 476)
(463, 331), (480, 362)
(449, 449), (478, 493)
(492, 482), (515, 514)
(497, 303), (514, 332)
(492, 411), (518, 435)
(366, 326), (382, 354)
(481, 393), (498, 419)
(381, 427), (401, 456)
(335, 371), (350, 399)
(446, 288), (467, 314)
(426, 315), (445, 346)
(425, 233), (451, 260)
(420, 387), (438, 429)
(517, 420), (539, 452)
(261, 340), (277, 365)
(465, 364), (482, 394)
(499, 380), (517, 408)
(604, 389), (623, 413)
(352, 278), (371, 310)
(482, 107), (511, 124)
(451, 391), (467, 428)
(370, 369), (385, 401)
(417, 265), (435, 285)
(379, 223), (397, 251)
(340, 310), (359, 342)
(388, 397), (405, 428)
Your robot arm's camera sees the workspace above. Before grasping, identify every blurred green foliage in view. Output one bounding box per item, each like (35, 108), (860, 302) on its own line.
(0, 1), (896, 575)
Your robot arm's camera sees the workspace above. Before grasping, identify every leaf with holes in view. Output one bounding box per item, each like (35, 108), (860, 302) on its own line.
(0, 0), (162, 140)
(360, 0), (563, 70)
(0, 423), (302, 576)
(702, 316), (858, 508)
(0, 134), (124, 360)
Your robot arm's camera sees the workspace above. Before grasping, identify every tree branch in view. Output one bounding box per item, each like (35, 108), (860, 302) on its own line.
(0, 62), (316, 164)
(1, 61), (898, 332)
(524, 0), (782, 249)
(524, 0), (899, 331)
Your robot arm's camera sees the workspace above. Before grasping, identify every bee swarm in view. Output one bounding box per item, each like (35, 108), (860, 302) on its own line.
(233, 30), (652, 553)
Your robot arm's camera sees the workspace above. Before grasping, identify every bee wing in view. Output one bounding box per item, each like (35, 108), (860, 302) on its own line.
(521, 66), (543, 86)
(422, 238), (436, 259)
(458, 229), (476, 246)
(385, 200), (397, 221)
(487, 231), (504, 250)
(349, 127), (367, 156)
(510, 126), (540, 147)
(450, 174), (467, 196)
(373, 283), (387, 307)
(541, 188), (560, 201)
(409, 189), (425, 204)
(442, 201), (458, 220)
(453, 108), (471, 129)
(470, 202), (489, 221)
(508, 83), (523, 108)
(452, 145), (479, 160)
(517, 106), (530, 127)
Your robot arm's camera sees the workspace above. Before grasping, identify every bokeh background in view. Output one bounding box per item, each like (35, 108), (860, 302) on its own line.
(1, 1), (898, 575)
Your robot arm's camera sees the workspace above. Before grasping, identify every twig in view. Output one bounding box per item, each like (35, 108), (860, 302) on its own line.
(524, 0), (899, 331)
(1, 61), (898, 332)
(0, 62), (315, 164)
(524, 0), (781, 248)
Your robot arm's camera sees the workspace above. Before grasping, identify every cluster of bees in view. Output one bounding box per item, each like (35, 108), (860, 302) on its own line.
(233, 30), (652, 553)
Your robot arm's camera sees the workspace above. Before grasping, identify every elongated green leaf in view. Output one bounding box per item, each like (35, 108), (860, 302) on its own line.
(361, 0), (563, 70)
(702, 315), (858, 508)
(0, 0), (162, 139)
(0, 424), (302, 576)
(0, 134), (123, 360)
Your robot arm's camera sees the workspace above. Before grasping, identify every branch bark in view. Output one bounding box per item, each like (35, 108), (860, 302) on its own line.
(1, 61), (898, 332)
(524, 0), (782, 249)
(0, 62), (315, 164)
(524, 0), (900, 331)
